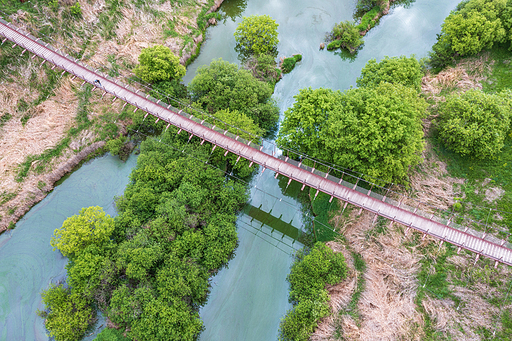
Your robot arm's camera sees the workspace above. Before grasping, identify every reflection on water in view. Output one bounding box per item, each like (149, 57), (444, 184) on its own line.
(220, 0), (248, 22)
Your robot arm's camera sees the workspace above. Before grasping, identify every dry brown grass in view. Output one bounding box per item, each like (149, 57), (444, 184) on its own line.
(311, 209), (424, 341)
(0, 0), (224, 231)
(422, 54), (491, 100)
(408, 141), (465, 211)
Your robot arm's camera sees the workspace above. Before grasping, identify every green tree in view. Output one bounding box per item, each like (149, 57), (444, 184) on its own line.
(134, 45), (186, 84)
(430, 0), (508, 67)
(437, 89), (511, 159)
(278, 242), (348, 341)
(357, 55), (423, 92)
(278, 295), (330, 341)
(188, 59), (279, 132)
(50, 206), (115, 259)
(278, 83), (427, 184)
(156, 255), (209, 304)
(277, 87), (342, 157)
(116, 231), (164, 281)
(38, 284), (94, 341)
(287, 243), (348, 303)
(130, 298), (203, 341)
(234, 15), (279, 56)
(327, 20), (364, 53)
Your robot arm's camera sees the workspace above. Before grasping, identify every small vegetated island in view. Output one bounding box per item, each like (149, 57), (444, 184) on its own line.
(37, 14), (306, 341)
(324, 0), (415, 53)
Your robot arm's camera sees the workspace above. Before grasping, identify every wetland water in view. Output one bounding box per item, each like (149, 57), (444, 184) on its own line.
(0, 0), (460, 340)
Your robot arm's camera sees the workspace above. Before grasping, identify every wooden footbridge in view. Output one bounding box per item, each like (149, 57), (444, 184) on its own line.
(1, 18), (511, 267)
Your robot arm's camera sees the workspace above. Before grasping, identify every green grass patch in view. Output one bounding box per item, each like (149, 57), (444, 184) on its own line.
(431, 133), (512, 235)
(310, 188), (340, 242)
(344, 252), (366, 324)
(482, 45), (512, 94)
(281, 54), (302, 74)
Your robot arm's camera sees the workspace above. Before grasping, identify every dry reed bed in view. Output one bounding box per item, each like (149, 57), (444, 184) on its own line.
(0, 0), (223, 231)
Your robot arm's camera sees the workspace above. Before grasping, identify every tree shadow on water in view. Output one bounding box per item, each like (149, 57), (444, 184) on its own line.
(334, 48), (359, 63)
(220, 0), (248, 23)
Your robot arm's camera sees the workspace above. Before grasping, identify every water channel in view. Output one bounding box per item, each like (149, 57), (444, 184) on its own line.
(0, 0), (461, 339)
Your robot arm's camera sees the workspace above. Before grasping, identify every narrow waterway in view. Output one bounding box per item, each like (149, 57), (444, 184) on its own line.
(185, 0), (461, 340)
(0, 0), (462, 340)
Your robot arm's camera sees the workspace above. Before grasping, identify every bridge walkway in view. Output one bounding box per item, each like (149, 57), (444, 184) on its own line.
(1, 19), (511, 266)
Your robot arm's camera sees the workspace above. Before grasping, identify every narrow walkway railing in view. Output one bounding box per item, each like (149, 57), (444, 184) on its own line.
(1, 18), (511, 267)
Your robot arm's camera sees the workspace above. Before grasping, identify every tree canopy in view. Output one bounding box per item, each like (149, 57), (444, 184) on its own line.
(437, 89), (511, 159)
(234, 15), (279, 56)
(50, 206), (115, 259)
(134, 45), (186, 83)
(41, 129), (248, 341)
(278, 84), (427, 183)
(357, 55), (423, 92)
(37, 284), (94, 341)
(327, 20), (364, 53)
(188, 58), (279, 133)
(429, 0), (512, 67)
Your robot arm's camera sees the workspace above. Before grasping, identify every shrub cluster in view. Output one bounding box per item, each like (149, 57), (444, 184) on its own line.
(356, 5), (381, 31)
(327, 20), (364, 53)
(39, 131), (249, 341)
(437, 89), (512, 159)
(281, 54), (302, 74)
(278, 243), (348, 341)
(430, 0), (512, 68)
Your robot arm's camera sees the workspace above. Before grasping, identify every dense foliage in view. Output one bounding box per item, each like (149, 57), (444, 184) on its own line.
(189, 59), (279, 133)
(38, 284), (94, 341)
(437, 89), (512, 159)
(39, 129), (248, 341)
(133, 45), (186, 83)
(327, 20), (364, 53)
(277, 83), (427, 184)
(245, 54), (282, 85)
(50, 206), (115, 259)
(430, 0), (512, 68)
(357, 55), (423, 92)
(356, 5), (381, 31)
(279, 243), (348, 341)
(281, 54), (302, 74)
(234, 15), (279, 56)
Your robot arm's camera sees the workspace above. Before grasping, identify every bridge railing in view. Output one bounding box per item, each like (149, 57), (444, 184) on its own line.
(2, 16), (511, 253)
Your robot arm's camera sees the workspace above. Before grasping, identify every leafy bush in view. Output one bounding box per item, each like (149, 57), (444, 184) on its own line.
(278, 83), (427, 184)
(69, 2), (82, 17)
(37, 284), (94, 341)
(94, 328), (130, 341)
(281, 55), (302, 74)
(279, 242), (348, 341)
(356, 5), (380, 31)
(245, 54), (281, 84)
(234, 15), (279, 56)
(429, 0), (512, 67)
(50, 206), (115, 259)
(106, 136), (126, 156)
(133, 45), (186, 84)
(357, 55), (423, 92)
(189, 59), (279, 133)
(329, 20), (364, 53)
(437, 89), (512, 159)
